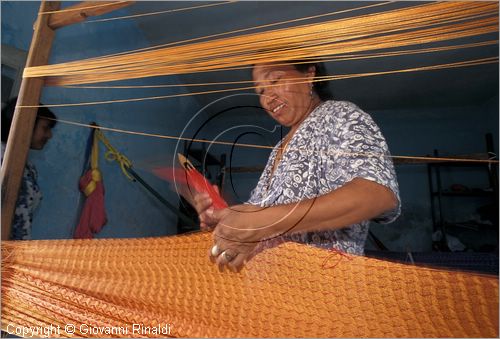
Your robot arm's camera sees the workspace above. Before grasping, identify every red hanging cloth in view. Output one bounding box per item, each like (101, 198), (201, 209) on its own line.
(74, 130), (107, 239)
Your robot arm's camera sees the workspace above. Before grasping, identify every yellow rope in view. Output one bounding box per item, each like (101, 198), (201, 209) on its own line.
(82, 130), (103, 196)
(23, 2), (498, 86)
(19, 56), (499, 108)
(95, 129), (134, 180)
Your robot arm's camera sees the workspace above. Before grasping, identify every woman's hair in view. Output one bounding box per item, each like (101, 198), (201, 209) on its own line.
(1, 97), (57, 143)
(292, 61), (333, 101)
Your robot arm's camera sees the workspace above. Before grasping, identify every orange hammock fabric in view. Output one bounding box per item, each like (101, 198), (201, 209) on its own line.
(1, 233), (498, 337)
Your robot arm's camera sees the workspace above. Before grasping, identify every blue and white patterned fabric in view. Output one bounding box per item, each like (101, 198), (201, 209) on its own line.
(1, 143), (42, 240)
(247, 100), (400, 254)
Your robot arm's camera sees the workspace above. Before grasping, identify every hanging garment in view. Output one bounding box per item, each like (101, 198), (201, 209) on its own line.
(74, 130), (107, 239)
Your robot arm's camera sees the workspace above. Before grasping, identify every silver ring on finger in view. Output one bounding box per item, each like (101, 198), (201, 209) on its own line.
(222, 250), (236, 262)
(211, 244), (220, 257)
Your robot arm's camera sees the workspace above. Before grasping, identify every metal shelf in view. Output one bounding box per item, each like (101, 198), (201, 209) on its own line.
(427, 133), (498, 251)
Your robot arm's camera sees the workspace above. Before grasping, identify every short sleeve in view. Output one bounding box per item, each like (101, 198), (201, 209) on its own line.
(326, 102), (401, 224)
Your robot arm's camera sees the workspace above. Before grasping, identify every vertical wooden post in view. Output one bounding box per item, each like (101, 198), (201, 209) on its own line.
(1, 1), (60, 240)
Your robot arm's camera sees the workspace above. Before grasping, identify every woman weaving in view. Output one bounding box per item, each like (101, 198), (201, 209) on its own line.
(192, 61), (401, 272)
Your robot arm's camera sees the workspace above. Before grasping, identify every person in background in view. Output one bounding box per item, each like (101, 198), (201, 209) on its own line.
(191, 61), (401, 272)
(1, 97), (57, 240)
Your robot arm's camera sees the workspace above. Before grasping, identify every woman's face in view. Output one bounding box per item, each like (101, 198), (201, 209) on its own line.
(252, 63), (315, 128)
(30, 118), (53, 150)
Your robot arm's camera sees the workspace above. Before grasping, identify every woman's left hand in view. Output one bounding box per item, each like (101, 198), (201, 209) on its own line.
(207, 204), (268, 272)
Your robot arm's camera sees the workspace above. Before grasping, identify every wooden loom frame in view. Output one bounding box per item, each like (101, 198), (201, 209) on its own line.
(0, 1), (134, 240)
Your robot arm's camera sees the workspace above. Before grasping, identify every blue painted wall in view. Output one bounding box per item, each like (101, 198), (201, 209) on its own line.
(2, 1), (202, 239)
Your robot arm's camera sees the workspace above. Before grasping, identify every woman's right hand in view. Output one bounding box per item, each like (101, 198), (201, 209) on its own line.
(192, 185), (222, 230)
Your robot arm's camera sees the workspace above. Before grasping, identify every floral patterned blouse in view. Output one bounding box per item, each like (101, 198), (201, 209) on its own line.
(247, 100), (401, 255)
(1, 143), (42, 240)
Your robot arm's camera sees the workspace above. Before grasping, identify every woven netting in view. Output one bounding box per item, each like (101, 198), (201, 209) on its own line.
(1, 232), (498, 337)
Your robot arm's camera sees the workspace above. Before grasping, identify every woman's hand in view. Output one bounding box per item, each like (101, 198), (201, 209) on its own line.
(205, 178), (399, 272)
(178, 184), (222, 230)
(195, 188), (222, 230)
(208, 204), (270, 272)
